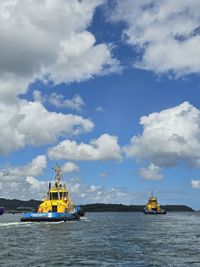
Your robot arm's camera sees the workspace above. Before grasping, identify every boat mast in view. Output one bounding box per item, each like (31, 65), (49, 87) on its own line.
(48, 182), (51, 200)
(54, 164), (62, 199)
(54, 164), (62, 187)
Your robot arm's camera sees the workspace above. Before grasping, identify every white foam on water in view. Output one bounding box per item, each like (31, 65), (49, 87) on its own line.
(44, 220), (78, 225)
(80, 217), (91, 222)
(0, 221), (33, 227)
(45, 221), (64, 225)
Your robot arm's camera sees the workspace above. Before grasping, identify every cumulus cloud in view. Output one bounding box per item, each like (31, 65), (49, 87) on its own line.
(0, 0), (120, 102)
(0, 157), (142, 203)
(49, 93), (84, 111)
(26, 176), (46, 191)
(112, 0), (200, 76)
(33, 90), (85, 111)
(68, 178), (142, 205)
(48, 134), (122, 161)
(125, 102), (200, 168)
(0, 155), (47, 184)
(62, 162), (79, 173)
(0, 176), (141, 204)
(0, 178), (46, 200)
(48, 31), (121, 84)
(0, 177), (48, 200)
(25, 155), (47, 177)
(0, 155), (48, 199)
(191, 180), (200, 189)
(139, 163), (164, 180)
(96, 106), (105, 113)
(0, 99), (94, 154)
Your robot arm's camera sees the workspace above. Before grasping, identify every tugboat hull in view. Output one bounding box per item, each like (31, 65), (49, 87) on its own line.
(143, 208), (166, 215)
(0, 207), (4, 215)
(21, 207), (84, 222)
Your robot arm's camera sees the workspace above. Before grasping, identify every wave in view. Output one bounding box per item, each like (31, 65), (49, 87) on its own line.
(0, 221), (33, 227)
(80, 217), (91, 222)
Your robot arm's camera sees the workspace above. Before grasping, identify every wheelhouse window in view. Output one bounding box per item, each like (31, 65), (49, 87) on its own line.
(52, 205), (57, 212)
(63, 192), (68, 198)
(49, 192), (68, 200)
(50, 192), (59, 200)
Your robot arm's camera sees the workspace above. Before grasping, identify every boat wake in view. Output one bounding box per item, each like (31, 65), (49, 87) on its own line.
(46, 221), (65, 224)
(0, 220), (80, 227)
(0, 222), (33, 228)
(80, 216), (91, 222)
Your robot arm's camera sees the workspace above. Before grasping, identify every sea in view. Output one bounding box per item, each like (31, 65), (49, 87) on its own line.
(0, 212), (200, 267)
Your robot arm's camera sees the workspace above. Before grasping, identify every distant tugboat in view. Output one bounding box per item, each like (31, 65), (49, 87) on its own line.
(0, 207), (5, 215)
(21, 164), (84, 222)
(144, 192), (166, 215)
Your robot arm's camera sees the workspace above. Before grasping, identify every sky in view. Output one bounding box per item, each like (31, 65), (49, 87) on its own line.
(1, 0), (200, 209)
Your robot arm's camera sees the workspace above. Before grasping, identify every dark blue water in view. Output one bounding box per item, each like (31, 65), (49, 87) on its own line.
(0, 212), (200, 266)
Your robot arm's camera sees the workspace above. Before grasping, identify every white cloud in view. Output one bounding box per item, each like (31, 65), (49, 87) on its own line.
(139, 163), (163, 180)
(112, 0), (200, 76)
(100, 172), (108, 178)
(0, 155), (48, 200)
(62, 162), (79, 173)
(125, 102), (200, 168)
(0, 76), (30, 104)
(34, 90), (85, 111)
(67, 178), (142, 205)
(48, 134), (122, 161)
(96, 106), (105, 112)
(0, 155), (47, 184)
(25, 155), (47, 177)
(0, 176), (142, 204)
(0, 177), (48, 200)
(0, 0), (120, 102)
(48, 93), (84, 111)
(26, 176), (46, 191)
(191, 180), (200, 189)
(48, 31), (121, 84)
(0, 158), (143, 203)
(33, 90), (43, 103)
(0, 99), (94, 154)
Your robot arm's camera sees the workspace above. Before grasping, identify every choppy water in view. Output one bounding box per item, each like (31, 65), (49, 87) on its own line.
(0, 212), (200, 266)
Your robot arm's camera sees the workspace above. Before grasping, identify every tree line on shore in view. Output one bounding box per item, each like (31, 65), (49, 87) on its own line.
(0, 198), (194, 212)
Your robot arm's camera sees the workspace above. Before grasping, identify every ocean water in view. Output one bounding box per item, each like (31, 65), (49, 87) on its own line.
(0, 212), (200, 267)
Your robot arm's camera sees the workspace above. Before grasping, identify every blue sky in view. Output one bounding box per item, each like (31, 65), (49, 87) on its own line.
(1, 0), (200, 209)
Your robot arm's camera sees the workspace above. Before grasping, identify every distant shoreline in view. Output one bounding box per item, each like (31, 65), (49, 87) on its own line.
(81, 203), (194, 212)
(0, 198), (194, 212)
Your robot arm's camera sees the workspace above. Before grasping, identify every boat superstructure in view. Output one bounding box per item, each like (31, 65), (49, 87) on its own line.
(21, 164), (84, 222)
(144, 192), (166, 215)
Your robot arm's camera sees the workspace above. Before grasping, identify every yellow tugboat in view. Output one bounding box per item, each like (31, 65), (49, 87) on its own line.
(21, 164), (84, 222)
(144, 192), (166, 215)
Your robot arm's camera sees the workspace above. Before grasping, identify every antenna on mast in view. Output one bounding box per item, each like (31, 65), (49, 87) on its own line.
(54, 163), (62, 187)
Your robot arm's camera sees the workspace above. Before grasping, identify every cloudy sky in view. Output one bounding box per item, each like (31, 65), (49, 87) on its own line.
(0, 0), (200, 209)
